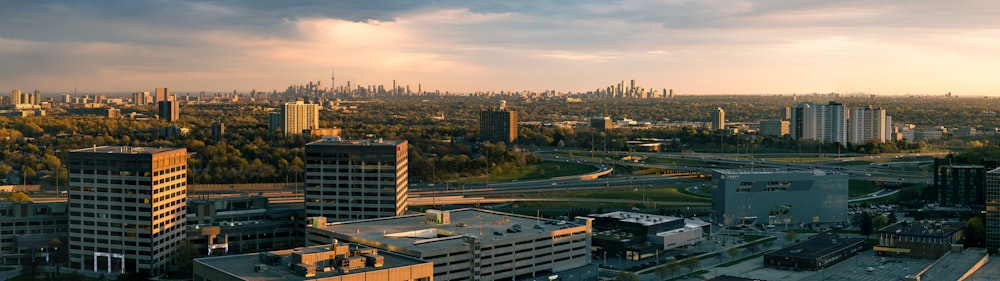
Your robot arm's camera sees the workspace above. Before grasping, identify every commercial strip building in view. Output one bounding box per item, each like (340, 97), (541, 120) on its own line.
(193, 242), (433, 281)
(186, 196), (305, 256)
(711, 169), (848, 227)
(305, 208), (596, 281)
(0, 201), (68, 265)
(67, 146), (189, 276)
(875, 220), (965, 259)
(587, 211), (708, 261)
(763, 232), (865, 271)
(303, 136), (409, 221)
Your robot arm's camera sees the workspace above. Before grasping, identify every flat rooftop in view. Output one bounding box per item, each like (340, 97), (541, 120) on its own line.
(879, 220), (964, 237)
(589, 211), (682, 226)
(314, 208), (581, 252)
(196, 244), (429, 281)
(917, 248), (989, 281)
(70, 146), (180, 154)
(306, 137), (405, 147)
(766, 232), (865, 260)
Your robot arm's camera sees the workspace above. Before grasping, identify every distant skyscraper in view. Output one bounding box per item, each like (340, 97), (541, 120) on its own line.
(158, 100), (179, 121)
(211, 122), (225, 141)
(304, 136), (409, 221)
(106, 107), (121, 119)
(986, 167), (1000, 252)
(32, 90), (40, 105)
(154, 88), (169, 103)
(275, 101), (320, 135)
(848, 105), (887, 144)
(68, 146), (188, 276)
(479, 100), (517, 143)
(711, 107), (725, 130)
(132, 92), (146, 106)
(9, 89), (20, 106)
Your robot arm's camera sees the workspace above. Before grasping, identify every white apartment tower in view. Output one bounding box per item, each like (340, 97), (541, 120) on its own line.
(790, 102), (847, 144)
(849, 105), (887, 144)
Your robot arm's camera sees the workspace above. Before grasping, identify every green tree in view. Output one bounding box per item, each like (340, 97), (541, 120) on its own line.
(681, 257), (701, 273)
(872, 215), (889, 231)
(171, 241), (200, 277)
(859, 212), (873, 238)
(668, 263), (681, 278)
(965, 217), (987, 247)
(20, 165), (36, 184)
(4, 191), (32, 202)
(728, 247), (742, 261)
(785, 230), (798, 244)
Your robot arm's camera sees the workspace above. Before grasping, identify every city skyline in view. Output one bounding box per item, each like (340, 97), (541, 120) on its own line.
(3, 1), (1000, 95)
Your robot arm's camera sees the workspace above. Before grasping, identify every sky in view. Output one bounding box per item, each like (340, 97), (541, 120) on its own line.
(2, 0), (1000, 95)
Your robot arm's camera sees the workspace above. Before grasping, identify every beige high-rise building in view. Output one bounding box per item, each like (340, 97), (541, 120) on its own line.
(849, 105), (887, 144)
(10, 89), (21, 105)
(67, 146), (188, 276)
(274, 100), (319, 135)
(711, 107), (726, 130)
(154, 88), (169, 103)
(304, 136), (408, 221)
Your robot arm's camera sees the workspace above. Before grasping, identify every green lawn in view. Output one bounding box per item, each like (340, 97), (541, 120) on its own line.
(849, 180), (881, 197)
(449, 161), (597, 183)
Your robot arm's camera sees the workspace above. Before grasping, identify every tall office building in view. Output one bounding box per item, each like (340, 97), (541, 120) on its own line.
(789, 101), (847, 144)
(154, 88), (169, 103)
(479, 100), (517, 143)
(986, 168), (1000, 253)
(67, 146), (188, 276)
(848, 105), (887, 144)
(10, 89), (21, 106)
(759, 119), (789, 137)
(711, 107), (726, 130)
(158, 100), (179, 122)
(132, 92), (148, 106)
(274, 100), (319, 135)
(304, 136), (409, 221)
(934, 156), (986, 207)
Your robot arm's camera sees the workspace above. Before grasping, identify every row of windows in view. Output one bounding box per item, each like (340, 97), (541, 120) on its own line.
(0, 220), (61, 227)
(153, 165), (185, 177)
(305, 167), (398, 173)
(305, 175), (397, 182)
(304, 206), (397, 213)
(70, 178), (152, 186)
(0, 227), (63, 236)
(306, 197), (398, 203)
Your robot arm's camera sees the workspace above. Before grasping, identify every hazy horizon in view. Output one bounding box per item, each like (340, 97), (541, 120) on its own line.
(3, 1), (1000, 96)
